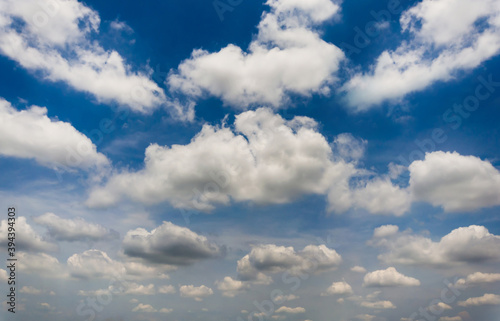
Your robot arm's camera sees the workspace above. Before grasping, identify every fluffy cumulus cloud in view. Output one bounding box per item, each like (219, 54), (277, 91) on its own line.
(0, 269), (7, 282)
(363, 267), (420, 287)
(409, 151), (500, 212)
(322, 280), (353, 296)
(66, 249), (167, 281)
(132, 303), (157, 313)
(375, 225), (500, 266)
(342, 0), (500, 110)
(88, 108), (412, 215)
(17, 252), (65, 277)
(360, 300), (396, 309)
(373, 225), (399, 238)
(274, 306), (306, 314)
(179, 285), (213, 301)
(122, 283), (155, 295)
(122, 221), (222, 265)
(158, 285), (176, 294)
(88, 108), (352, 210)
(0, 216), (56, 252)
(0, 99), (108, 169)
(0, 0), (165, 112)
(237, 243), (341, 281)
(167, 0), (344, 110)
(438, 317), (462, 321)
(458, 293), (500, 307)
(351, 266), (367, 273)
(216, 276), (249, 297)
(67, 249), (126, 279)
(347, 178), (412, 216)
(455, 272), (500, 287)
(33, 213), (118, 242)
(356, 314), (375, 321)
(428, 302), (452, 312)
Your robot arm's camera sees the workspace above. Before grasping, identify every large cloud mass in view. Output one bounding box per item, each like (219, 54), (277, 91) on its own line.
(374, 225), (500, 266)
(0, 0), (165, 112)
(168, 0), (344, 109)
(122, 221), (222, 265)
(342, 0), (500, 110)
(0, 98), (108, 169)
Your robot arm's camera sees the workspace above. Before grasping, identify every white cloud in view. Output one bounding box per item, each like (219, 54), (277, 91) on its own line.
(0, 98), (108, 170)
(376, 225), (500, 266)
(20, 286), (43, 295)
(77, 288), (111, 297)
(159, 308), (173, 313)
(168, 0), (344, 109)
(360, 300), (396, 309)
(0, 216), (56, 252)
(17, 252), (65, 277)
(33, 213), (117, 242)
(409, 151), (500, 212)
(373, 225), (399, 238)
(322, 281), (353, 296)
(216, 276), (249, 297)
(122, 221), (221, 265)
(237, 244), (341, 281)
(332, 133), (367, 162)
(363, 267), (420, 287)
(0, 0), (165, 112)
(67, 249), (172, 280)
(158, 285), (176, 294)
(132, 303), (157, 313)
(67, 249), (126, 279)
(179, 285), (213, 301)
(438, 317), (462, 321)
(273, 294), (299, 303)
(122, 283), (155, 295)
(455, 272), (500, 287)
(0, 269), (7, 282)
(342, 0), (500, 110)
(428, 302), (452, 311)
(88, 108), (411, 215)
(351, 266), (367, 273)
(274, 306), (306, 314)
(458, 293), (500, 307)
(327, 173), (412, 216)
(356, 314), (375, 321)
(88, 108), (357, 212)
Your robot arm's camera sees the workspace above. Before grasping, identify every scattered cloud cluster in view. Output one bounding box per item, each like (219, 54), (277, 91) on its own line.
(87, 108), (415, 215)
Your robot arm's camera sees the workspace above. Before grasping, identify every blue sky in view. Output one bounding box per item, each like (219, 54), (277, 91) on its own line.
(1, 0), (500, 321)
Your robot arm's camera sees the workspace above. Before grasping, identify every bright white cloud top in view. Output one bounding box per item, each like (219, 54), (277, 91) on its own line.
(0, 98), (108, 169)
(0, 0), (166, 112)
(342, 0), (500, 110)
(1, 0), (499, 320)
(168, 0), (344, 110)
